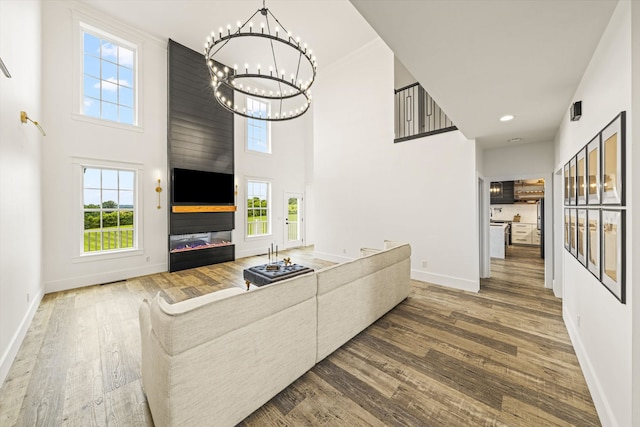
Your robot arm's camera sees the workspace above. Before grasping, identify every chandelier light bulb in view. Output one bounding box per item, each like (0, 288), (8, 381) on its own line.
(204, 3), (316, 121)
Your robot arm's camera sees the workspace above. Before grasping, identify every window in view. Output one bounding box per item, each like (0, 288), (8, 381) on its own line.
(81, 26), (136, 125)
(83, 167), (136, 253)
(247, 97), (270, 153)
(247, 180), (270, 237)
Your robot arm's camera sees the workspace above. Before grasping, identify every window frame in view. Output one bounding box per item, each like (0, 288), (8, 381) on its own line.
(72, 158), (144, 262)
(72, 10), (143, 132)
(246, 96), (271, 154)
(246, 179), (271, 239)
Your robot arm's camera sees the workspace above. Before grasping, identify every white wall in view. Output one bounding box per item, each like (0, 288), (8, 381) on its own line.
(314, 38), (479, 292)
(555, 2), (633, 426)
(233, 102), (312, 258)
(631, 3), (640, 425)
(0, 0), (44, 385)
(41, 1), (168, 293)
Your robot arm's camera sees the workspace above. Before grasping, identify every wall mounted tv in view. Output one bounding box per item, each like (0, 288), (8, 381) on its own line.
(172, 168), (234, 205)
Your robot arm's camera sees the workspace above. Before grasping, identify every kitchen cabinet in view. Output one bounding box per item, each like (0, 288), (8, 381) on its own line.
(490, 223), (508, 259)
(512, 223), (534, 245)
(532, 229), (541, 245)
(490, 181), (514, 204)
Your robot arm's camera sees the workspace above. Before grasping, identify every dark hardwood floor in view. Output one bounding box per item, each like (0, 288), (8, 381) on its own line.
(0, 245), (600, 426)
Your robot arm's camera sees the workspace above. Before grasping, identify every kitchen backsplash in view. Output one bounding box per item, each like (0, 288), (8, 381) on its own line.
(491, 204), (538, 223)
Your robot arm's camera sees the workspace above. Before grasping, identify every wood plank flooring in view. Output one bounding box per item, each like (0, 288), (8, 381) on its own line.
(0, 245), (600, 426)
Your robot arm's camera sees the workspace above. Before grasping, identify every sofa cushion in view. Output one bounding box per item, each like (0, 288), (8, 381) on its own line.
(149, 272), (316, 356)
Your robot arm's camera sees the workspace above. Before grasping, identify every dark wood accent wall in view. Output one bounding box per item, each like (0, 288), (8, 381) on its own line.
(168, 39), (234, 173)
(167, 39), (236, 272)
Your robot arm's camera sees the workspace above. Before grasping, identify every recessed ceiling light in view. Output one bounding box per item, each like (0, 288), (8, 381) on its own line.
(508, 137), (522, 143)
(500, 114), (515, 122)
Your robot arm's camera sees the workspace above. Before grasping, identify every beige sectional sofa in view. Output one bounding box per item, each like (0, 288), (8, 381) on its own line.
(139, 242), (411, 427)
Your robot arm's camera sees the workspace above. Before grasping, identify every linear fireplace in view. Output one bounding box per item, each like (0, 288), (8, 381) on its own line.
(169, 229), (235, 272)
(170, 231), (232, 253)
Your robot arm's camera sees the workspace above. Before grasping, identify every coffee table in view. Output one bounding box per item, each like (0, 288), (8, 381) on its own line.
(243, 261), (314, 290)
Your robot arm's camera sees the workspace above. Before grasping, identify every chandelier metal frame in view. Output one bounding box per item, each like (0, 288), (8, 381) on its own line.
(204, 2), (317, 122)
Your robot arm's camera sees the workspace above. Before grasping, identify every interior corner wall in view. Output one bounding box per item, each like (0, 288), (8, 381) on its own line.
(554, 2), (633, 426)
(0, 0), (44, 385)
(41, 1), (168, 293)
(313, 38), (479, 292)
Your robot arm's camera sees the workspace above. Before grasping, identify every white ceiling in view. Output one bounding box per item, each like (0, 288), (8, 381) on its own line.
(350, 0), (618, 148)
(81, 0), (617, 149)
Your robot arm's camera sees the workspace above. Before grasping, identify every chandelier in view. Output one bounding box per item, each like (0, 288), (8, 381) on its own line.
(204, 1), (317, 122)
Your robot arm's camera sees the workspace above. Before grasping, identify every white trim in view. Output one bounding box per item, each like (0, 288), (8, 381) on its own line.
(72, 9), (144, 129)
(563, 305), (615, 426)
(411, 269), (480, 293)
(44, 263), (166, 294)
(245, 178), (272, 240)
(72, 157), (144, 261)
(0, 289), (44, 387)
(245, 96), (272, 154)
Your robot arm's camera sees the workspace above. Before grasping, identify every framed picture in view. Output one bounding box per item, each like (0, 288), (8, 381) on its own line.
(570, 209), (577, 257)
(569, 156), (577, 205)
(587, 209), (600, 279)
(564, 163), (570, 206)
(601, 209), (625, 303)
(577, 209), (587, 265)
(576, 148), (587, 205)
(564, 208), (571, 250)
(586, 135), (601, 205)
(601, 112), (625, 205)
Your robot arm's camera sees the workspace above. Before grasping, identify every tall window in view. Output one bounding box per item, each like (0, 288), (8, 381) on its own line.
(82, 27), (136, 125)
(247, 181), (270, 237)
(247, 97), (270, 153)
(83, 167), (136, 253)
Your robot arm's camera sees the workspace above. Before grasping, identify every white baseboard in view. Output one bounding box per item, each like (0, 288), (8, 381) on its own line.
(44, 262), (167, 293)
(563, 305), (614, 426)
(411, 269), (480, 293)
(0, 288), (44, 387)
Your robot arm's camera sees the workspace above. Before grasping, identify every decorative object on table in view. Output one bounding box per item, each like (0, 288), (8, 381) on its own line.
(513, 214), (520, 222)
(244, 261), (313, 290)
(283, 257), (291, 266)
(601, 112), (625, 205)
(203, 0), (317, 122)
(586, 135), (601, 205)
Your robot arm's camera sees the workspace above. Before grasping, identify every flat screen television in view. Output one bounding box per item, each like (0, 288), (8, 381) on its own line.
(172, 168), (234, 205)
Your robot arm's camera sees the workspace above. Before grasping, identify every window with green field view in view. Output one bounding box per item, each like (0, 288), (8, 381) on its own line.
(82, 27), (136, 125)
(83, 167), (136, 253)
(247, 181), (270, 237)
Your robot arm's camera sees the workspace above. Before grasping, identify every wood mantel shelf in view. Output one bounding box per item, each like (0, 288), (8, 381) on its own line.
(172, 205), (237, 213)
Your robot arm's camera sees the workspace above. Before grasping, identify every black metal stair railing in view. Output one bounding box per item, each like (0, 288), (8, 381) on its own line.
(394, 82), (457, 143)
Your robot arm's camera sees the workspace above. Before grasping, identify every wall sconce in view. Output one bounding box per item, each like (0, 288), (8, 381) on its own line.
(20, 111), (46, 136)
(570, 101), (582, 121)
(155, 178), (162, 209)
